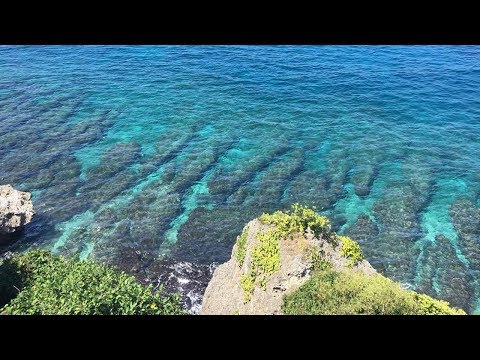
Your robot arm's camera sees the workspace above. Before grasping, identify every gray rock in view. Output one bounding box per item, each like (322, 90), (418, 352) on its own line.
(0, 251), (14, 265)
(201, 219), (376, 315)
(0, 184), (35, 234)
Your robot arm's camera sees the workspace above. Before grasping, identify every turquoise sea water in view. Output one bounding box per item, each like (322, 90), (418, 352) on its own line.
(1, 46), (480, 313)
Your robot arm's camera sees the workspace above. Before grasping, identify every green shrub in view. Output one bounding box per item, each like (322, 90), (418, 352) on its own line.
(0, 250), (185, 315)
(251, 229), (281, 289)
(0, 254), (26, 309)
(259, 203), (332, 239)
(240, 229), (281, 301)
(282, 268), (466, 315)
(307, 246), (332, 271)
(339, 235), (364, 266)
(235, 226), (249, 267)
(258, 210), (293, 238)
(240, 273), (255, 302)
(413, 293), (465, 315)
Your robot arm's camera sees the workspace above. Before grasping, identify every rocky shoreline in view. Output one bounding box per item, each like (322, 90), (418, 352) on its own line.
(0, 186), (467, 315)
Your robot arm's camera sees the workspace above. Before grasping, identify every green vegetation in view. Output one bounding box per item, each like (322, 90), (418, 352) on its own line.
(241, 229), (281, 301)
(235, 226), (249, 266)
(251, 229), (281, 288)
(240, 273), (255, 302)
(0, 250), (184, 315)
(259, 203), (332, 239)
(282, 267), (466, 315)
(339, 235), (364, 266)
(413, 293), (465, 315)
(0, 205), (462, 315)
(251, 204), (465, 314)
(307, 246), (332, 271)
(240, 204), (334, 302)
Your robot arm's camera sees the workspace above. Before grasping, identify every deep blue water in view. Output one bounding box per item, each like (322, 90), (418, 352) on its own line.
(1, 46), (480, 313)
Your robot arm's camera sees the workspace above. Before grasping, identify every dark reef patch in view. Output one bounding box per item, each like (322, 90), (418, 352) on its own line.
(173, 206), (265, 264)
(416, 234), (474, 312)
(450, 199), (480, 271)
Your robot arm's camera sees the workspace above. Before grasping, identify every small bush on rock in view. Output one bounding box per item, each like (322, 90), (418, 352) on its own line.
(235, 226), (249, 266)
(251, 229), (281, 288)
(338, 235), (364, 266)
(259, 203), (332, 239)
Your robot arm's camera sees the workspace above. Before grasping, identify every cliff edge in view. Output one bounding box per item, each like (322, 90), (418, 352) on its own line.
(201, 204), (466, 315)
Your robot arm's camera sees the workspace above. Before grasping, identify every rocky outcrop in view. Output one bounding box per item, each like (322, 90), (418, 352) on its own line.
(201, 218), (376, 315)
(0, 185), (35, 234)
(0, 251), (13, 264)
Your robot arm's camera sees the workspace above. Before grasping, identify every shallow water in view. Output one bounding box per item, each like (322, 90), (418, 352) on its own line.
(1, 46), (480, 313)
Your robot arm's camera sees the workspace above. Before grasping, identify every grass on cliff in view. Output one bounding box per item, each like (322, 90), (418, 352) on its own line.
(283, 266), (466, 315)
(251, 204), (465, 314)
(0, 250), (185, 315)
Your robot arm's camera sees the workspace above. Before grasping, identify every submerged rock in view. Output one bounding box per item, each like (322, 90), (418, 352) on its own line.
(0, 185), (35, 235)
(416, 234), (474, 312)
(0, 251), (13, 264)
(144, 258), (217, 314)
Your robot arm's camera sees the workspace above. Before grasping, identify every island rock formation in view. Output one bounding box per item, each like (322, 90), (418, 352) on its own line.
(201, 218), (376, 315)
(0, 185), (35, 235)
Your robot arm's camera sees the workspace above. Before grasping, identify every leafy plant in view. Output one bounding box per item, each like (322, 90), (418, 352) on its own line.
(0, 250), (185, 315)
(235, 226), (249, 267)
(240, 273), (255, 302)
(338, 235), (364, 266)
(251, 229), (281, 289)
(413, 293), (464, 315)
(307, 246), (332, 271)
(259, 203), (332, 240)
(240, 229), (281, 301)
(282, 267), (465, 315)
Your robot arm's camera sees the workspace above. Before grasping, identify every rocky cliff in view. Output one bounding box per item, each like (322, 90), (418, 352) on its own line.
(201, 205), (375, 315)
(201, 204), (466, 315)
(0, 185), (35, 235)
